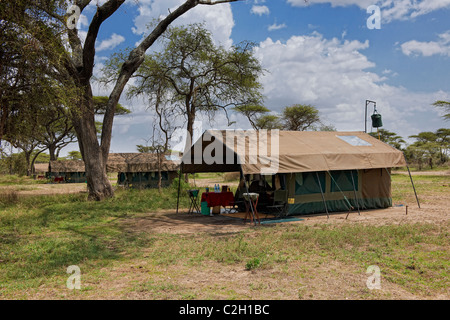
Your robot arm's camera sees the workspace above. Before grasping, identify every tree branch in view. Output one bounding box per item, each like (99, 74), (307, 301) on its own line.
(100, 0), (242, 160)
(82, 0), (126, 80)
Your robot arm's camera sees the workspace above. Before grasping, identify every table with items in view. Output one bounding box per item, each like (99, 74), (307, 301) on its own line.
(201, 191), (235, 209)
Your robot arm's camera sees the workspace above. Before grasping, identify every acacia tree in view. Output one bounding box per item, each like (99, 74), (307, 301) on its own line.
(369, 129), (406, 150)
(232, 105), (270, 130)
(282, 104), (320, 131)
(433, 100), (450, 121)
(407, 131), (440, 169)
(4, 0), (241, 200)
(255, 114), (283, 130)
(120, 23), (264, 151)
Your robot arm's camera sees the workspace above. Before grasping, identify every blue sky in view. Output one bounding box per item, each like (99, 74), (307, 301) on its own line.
(67, 0), (450, 155)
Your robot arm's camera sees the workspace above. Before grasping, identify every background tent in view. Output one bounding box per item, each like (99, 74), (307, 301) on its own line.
(180, 130), (409, 216)
(48, 160), (86, 183)
(49, 153), (180, 187)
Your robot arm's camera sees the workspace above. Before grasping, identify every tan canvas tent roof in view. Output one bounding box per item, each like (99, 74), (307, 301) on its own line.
(50, 153), (180, 173)
(50, 160), (85, 173)
(106, 153), (180, 172)
(181, 130), (406, 174)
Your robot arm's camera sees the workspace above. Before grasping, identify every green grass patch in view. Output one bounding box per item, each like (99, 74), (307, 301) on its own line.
(391, 174), (449, 204)
(0, 174), (448, 298)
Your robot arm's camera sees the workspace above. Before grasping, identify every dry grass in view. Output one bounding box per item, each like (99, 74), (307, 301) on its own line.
(0, 172), (448, 300)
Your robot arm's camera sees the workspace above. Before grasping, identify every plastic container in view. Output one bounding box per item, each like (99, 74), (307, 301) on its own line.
(201, 201), (210, 216)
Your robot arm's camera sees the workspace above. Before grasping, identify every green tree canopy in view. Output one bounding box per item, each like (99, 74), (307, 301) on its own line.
(433, 101), (450, 121)
(232, 105), (270, 130)
(254, 114), (283, 130)
(369, 129), (406, 150)
(282, 104), (320, 131)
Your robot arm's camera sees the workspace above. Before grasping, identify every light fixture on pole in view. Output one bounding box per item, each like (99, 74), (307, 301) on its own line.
(365, 100), (376, 133)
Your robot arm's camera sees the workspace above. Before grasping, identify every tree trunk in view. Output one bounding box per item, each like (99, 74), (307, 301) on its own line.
(184, 109), (195, 183)
(24, 151), (31, 177)
(158, 153), (162, 193)
(48, 144), (58, 161)
(72, 84), (114, 201)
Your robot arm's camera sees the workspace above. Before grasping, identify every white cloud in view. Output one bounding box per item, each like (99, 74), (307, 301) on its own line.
(252, 33), (449, 139)
(132, 0), (235, 48)
(251, 5), (270, 16)
(268, 23), (287, 31)
(287, 0), (450, 22)
(96, 33), (125, 52)
(401, 31), (450, 57)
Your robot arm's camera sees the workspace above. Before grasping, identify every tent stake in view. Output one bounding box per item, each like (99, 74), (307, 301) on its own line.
(316, 172), (329, 219)
(176, 167), (182, 214)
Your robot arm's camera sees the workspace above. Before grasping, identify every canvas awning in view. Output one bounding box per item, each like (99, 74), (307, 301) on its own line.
(181, 130), (407, 174)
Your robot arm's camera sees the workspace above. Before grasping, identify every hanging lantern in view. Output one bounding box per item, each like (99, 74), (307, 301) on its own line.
(371, 111), (383, 128)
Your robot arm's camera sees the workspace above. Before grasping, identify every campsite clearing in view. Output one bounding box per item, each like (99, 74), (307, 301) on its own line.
(0, 172), (448, 300)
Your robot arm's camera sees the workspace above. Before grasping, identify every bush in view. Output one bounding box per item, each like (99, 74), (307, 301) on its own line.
(245, 258), (262, 271)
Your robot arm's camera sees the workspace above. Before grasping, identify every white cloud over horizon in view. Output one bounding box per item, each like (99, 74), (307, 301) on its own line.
(287, 0), (450, 23)
(401, 30), (450, 57)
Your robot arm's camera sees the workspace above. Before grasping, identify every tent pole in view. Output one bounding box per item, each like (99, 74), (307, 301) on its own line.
(402, 153), (420, 209)
(240, 166), (257, 226)
(406, 164), (421, 209)
(350, 170), (361, 216)
(176, 166), (183, 214)
(316, 172), (329, 219)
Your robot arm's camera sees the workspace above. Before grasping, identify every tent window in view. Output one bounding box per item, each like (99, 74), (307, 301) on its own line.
(150, 171), (169, 181)
(337, 135), (372, 146)
(295, 172), (326, 195)
(330, 170), (358, 192)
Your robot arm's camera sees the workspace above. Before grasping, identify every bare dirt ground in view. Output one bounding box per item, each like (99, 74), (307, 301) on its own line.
(121, 196), (447, 235)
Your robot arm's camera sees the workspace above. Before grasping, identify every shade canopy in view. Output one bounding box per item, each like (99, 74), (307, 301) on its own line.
(181, 130), (406, 174)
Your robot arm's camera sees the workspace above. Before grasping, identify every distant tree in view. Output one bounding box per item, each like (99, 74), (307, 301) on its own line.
(369, 129), (406, 150)
(233, 105), (270, 130)
(435, 128), (450, 164)
(136, 145), (153, 153)
(66, 151), (83, 161)
(254, 114), (283, 130)
(407, 131), (440, 169)
(282, 104), (320, 131)
(93, 96), (131, 116)
(433, 101), (450, 121)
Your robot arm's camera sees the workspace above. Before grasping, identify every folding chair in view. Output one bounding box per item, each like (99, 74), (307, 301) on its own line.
(266, 189), (287, 217)
(223, 189), (245, 213)
(187, 189), (200, 214)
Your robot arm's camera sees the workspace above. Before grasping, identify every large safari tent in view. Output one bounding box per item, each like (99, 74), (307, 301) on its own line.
(178, 130), (409, 216)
